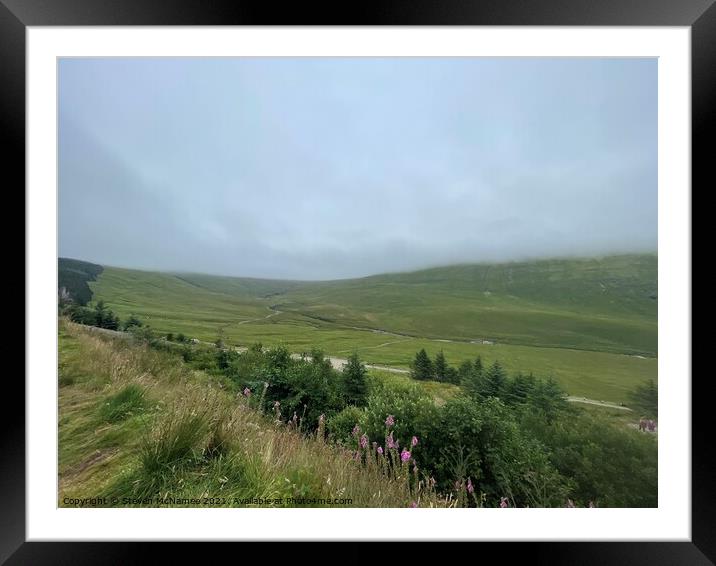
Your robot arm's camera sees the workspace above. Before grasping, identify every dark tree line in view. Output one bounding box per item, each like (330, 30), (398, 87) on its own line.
(65, 300), (143, 332)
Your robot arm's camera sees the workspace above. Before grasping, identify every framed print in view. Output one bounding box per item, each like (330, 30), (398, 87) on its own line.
(5, 0), (709, 562)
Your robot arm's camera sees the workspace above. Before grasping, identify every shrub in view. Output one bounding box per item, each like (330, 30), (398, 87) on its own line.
(327, 405), (365, 444)
(419, 396), (568, 507)
(359, 380), (437, 455)
(123, 314), (143, 331)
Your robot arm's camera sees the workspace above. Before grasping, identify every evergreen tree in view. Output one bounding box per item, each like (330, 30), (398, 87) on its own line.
(93, 300), (120, 330)
(411, 349), (434, 381)
(507, 372), (533, 405)
(483, 361), (507, 399)
(445, 366), (460, 385)
(124, 314), (143, 331)
(434, 350), (448, 382)
(474, 356), (484, 376)
(342, 353), (368, 407)
(464, 362), (487, 399)
(458, 359), (474, 384)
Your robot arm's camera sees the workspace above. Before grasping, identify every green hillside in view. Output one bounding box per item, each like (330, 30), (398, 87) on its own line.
(273, 254), (657, 356)
(86, 254), (658, 403)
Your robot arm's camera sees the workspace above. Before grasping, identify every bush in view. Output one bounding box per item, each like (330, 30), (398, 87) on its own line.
(262, 352), (345, 431)
(327, 406), (365, 444)
(522, 410), (657, 507)
(359, 379), (437, 455)
(420, 396), (568, 507)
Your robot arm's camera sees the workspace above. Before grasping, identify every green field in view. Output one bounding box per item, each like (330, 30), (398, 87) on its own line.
(87, 254), (657, 404)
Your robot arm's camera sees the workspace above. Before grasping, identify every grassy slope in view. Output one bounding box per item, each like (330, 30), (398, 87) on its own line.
(89, 255), (657, 404)
(271, 254), (657, 356)
(59, 321), (449, 508)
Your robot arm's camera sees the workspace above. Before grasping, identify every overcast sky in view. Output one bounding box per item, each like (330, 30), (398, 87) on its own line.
(59, 58), (657, 280)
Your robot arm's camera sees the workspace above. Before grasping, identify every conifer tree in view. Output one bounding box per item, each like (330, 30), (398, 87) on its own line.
(434, 350), (448, 382)
(411, 349), (434, 381)
(342, 353), (368, 407)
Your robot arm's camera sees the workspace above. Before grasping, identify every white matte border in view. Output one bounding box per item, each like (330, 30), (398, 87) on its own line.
(27, 27), (691, 541)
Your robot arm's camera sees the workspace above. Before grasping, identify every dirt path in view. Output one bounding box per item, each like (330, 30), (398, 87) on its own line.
(566, 397), (632, 411)
(237, 308), (282, 325)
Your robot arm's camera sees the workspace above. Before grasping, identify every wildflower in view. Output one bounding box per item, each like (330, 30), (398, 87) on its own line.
(400, 448), (411, 462)
(386, 432), (396, 449)
(377, 446), (384, 455)
(409, 501), (418, 508)
(352, 424), (361, 437)
(467, 478), (474, 494)
(360, 434), (369, 449)
(411, 436), (419, 447)
(385, 415), (395, 428)
(499, 497), (509, 508)
(243, 387), (251, 397)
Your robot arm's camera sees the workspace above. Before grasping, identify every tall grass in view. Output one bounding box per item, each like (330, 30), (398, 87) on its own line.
(100, 384), (148, 422)
(59, 320), (452, 507)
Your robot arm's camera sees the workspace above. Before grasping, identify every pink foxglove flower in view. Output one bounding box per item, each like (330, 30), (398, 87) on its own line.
(243, 387), (251, 397)
(467, 478), (474, 494)
(385, 415), (395, 428)
(352, 424), (361, 437)
(360, 434), (368, 449)
(500, 497), (509, 508)
(377, 446), (384, 455)
(411, 436), (419, 447)
(400, 448), (411, 462)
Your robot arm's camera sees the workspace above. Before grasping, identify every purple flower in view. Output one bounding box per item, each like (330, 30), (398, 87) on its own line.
(360, 434), (368, 449)
(352, 424), (361, 437)
(377, 446), (384, 455)
(409, 501), (418, 508)
(499, 497), (509, 508)
(385, 415), (395, 428)
(467, 478), (474, 494)
(400, 449), (411, 462)
(411, 436), (419, 447)
(243, 387), (251, 397)
(386, 432), (396, 449)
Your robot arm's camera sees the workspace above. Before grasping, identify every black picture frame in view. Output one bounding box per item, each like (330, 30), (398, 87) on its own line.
(5, 0), (708, 562)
